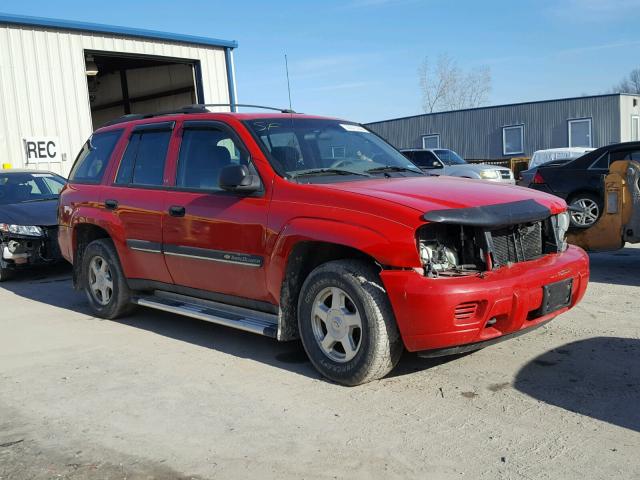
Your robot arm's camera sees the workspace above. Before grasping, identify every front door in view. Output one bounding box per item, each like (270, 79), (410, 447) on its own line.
(162, 120), (271, 303)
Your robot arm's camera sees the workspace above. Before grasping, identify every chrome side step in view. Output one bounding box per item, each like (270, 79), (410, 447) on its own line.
(133, 290), (278, 338)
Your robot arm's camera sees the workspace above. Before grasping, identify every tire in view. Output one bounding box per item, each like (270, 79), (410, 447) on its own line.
(568, 193), (602, 229)
(297, 259), (403, 386)
(0, 265), (15, 282)
(81, 238), (135, 319)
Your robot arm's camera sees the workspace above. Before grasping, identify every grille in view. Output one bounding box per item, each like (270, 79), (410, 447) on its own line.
(490, 222), (543, 266)
(500, 170), (512, 179)
(454, 302), (478, 322)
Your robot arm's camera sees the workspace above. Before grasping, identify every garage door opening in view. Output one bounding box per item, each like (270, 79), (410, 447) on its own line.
(85, 51), (203, 129)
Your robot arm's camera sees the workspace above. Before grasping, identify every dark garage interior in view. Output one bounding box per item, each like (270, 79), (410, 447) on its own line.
(85, 51), (200, 129)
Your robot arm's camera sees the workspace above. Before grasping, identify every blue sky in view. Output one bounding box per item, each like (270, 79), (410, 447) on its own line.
(2, 0), (640, 122)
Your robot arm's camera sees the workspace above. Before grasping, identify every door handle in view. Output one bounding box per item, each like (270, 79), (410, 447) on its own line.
(104, 199), (118, 210)
(168, 205), (186, 217)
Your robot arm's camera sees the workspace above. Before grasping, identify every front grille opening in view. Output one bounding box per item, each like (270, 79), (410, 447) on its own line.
(489, 222), (543, 266)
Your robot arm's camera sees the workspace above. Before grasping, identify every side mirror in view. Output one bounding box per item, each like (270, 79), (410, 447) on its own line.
(219, 164), (261, 193)
(431, 161), (443, 168)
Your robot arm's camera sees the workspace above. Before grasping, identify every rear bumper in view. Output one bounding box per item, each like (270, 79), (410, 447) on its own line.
(380, 245), (589, 353)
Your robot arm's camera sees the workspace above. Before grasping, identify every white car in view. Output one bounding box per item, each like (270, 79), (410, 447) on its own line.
(401, 149), (515, 184)
(528, 147), (595, 170)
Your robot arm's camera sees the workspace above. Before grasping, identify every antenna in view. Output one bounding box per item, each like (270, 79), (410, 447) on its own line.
(285, 54), (293, 111)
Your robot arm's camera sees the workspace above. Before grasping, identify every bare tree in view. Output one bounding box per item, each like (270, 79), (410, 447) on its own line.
(418, 54), (491, 113)
(611, 67), (640, 94)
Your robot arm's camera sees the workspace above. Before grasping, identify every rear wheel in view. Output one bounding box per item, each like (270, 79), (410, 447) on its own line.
(81, 239), (134, 319)
(298, 260), (403, 386)
(568, 193), (602, 228)
(0, 265), (15, 282)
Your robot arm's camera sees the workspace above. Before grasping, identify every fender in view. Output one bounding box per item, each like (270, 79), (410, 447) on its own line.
(266, 216), (419, 302)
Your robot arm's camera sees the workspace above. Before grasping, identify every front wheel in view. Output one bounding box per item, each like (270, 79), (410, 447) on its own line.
(297, 260), (403, 386)
(81, 239), (135, 319)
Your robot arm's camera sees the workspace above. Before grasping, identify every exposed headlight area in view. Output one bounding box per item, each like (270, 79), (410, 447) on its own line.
(553, 211), (570, 252)
(417, 213), (570, 277)
(0, 224), (45, 237)
(417, 224), (487, 277)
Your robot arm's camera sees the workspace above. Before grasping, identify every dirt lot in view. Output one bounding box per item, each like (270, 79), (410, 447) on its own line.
(1, 245), (639, 480)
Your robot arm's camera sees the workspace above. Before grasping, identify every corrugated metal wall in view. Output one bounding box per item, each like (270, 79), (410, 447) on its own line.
(0, 24), (230, 175)
(366, 95), (622, 159)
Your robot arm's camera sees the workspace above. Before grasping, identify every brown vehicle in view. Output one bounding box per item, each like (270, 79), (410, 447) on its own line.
(567, 160), (640, 251)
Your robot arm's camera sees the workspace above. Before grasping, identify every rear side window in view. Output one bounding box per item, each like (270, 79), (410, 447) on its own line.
(69, 130), (122, 183)
(115, 130), (172, 187)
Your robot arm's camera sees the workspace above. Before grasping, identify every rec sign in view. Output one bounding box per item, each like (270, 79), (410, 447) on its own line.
(23, 137), (59, 163)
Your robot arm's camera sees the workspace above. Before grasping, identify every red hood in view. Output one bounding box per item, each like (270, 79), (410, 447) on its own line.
(324, 176), (567, 214)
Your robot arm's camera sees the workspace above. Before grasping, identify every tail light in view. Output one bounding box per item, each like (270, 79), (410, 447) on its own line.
(532, 171), (545, 184)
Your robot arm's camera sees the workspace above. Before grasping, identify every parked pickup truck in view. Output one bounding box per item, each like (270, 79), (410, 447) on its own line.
(58, 106), (589, 385)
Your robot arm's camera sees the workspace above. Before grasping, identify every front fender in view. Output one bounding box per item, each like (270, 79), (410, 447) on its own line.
(266, 216), (420, 302)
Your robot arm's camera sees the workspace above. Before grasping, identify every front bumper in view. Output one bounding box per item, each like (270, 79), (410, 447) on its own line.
(380, 245), (589, 353)
(0, 228), (63, 270)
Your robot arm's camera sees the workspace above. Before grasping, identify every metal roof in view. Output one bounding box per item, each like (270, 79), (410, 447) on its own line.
(0, 13), (237, 49)
(366, 93), (636, 125)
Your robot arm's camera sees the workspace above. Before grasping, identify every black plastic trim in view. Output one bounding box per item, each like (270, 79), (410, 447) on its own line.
(163, 244), (263, 267)
(423, 199), (552, 227)
(132, 121), (176, 132)
(416, 319), (552, 358)
(126, 239), (162, 253)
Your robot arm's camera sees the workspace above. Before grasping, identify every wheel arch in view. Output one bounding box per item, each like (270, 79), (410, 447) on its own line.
(72, 223), (112, 289)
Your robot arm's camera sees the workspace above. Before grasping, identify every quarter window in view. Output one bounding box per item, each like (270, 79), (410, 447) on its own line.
(69, 130), (122, 183)
(422, 134), (440, 149)
(502, 125), (524, 155)
(568, 118), (592, 148)
(115, 130), (171, 186)
(176, 127), (250, 191)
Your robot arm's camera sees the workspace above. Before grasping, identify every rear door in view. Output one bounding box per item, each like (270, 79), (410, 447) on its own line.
(161, 120), (271, 303)
(101, 122), (175, 284)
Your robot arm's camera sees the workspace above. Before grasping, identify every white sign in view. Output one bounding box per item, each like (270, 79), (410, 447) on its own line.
(23, 137), (60, 163)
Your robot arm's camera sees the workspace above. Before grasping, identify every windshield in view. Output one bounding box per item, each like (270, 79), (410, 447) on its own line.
(433, 149), (467, 166)
(244, 118), (422, 180)
(0, 172), (66, 205)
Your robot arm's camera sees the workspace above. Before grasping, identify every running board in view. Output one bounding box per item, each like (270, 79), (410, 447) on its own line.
(133, 290), (278, 338)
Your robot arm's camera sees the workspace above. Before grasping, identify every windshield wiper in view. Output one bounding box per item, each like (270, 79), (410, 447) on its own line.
(21, 196), (59, 203)
(365, 165), (423, 174)
(290, 168), (370, 178)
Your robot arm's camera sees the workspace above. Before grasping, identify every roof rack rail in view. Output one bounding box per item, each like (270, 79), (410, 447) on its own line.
(100, 106), (208, 127)
(100, 104), (297, 128)
(185, 103), (297, 114)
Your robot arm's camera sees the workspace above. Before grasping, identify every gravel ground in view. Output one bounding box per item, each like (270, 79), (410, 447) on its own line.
(0, 245), (639, 479)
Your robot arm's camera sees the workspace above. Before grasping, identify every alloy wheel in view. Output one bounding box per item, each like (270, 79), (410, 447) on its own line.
(88, 255), (114, 306)
(570, 198), (600, 227)
(311, 286), (363, 363)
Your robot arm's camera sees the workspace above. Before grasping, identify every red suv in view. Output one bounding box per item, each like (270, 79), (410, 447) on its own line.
(58, 106), (589, 386)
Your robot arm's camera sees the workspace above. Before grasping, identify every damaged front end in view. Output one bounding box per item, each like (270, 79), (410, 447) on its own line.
(417, 199), (570, 277)
(0, 224), (62, 272)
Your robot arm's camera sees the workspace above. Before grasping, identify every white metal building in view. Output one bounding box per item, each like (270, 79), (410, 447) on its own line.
(0, 14), (238, 176)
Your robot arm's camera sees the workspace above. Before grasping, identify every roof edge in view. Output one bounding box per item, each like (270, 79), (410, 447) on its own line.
(0, 13), (237, 49)
(366, 93), (638, 125)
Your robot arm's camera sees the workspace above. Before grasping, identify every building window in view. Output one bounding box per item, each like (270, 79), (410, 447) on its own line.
(502, 125), (524, 155)
(632, 115), (640, 141)
(422, 134), (440, 149)
(568, 118), (592, 148)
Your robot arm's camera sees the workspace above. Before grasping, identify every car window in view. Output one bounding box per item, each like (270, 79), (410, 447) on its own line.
(69, 130), (122, 183)
(0, 173), (64, 204)
(411, 151), (442, 168)
(589, 152), (610, 170)
(115, 130), (171, 186)
(434, 149), (467, 165)
(611, 150), (640, 163)
(41, 174), (66, 195)
(176, 127), (250, 191)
